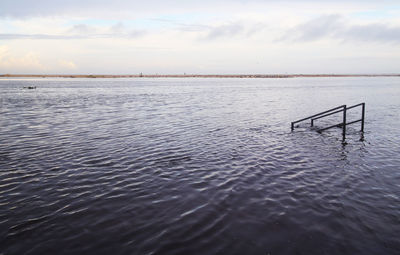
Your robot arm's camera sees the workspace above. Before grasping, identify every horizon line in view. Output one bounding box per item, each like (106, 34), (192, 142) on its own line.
(1, 73), (400, 78)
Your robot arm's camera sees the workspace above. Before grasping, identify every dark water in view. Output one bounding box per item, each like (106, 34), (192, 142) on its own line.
(1, 77), (399, 254)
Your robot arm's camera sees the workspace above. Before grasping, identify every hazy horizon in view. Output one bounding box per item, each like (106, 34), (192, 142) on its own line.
(1, 0), (400, 74)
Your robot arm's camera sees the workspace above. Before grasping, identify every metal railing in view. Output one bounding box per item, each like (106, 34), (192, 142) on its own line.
(291, 103), (365, 142)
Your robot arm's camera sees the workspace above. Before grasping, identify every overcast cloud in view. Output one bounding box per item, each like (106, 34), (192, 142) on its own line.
(0, 22), (146, 40)
(0, 0), (399, 74)
(1, 0), (399, 18)
(281, 15), (400, 43)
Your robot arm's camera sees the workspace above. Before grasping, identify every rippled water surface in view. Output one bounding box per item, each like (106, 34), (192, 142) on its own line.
(1, 77), (400, 254)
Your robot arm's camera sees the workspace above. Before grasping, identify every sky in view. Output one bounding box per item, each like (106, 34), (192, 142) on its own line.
(0, 0), (399, 74)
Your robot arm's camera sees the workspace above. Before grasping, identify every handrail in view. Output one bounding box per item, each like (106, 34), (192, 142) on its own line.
(311, 108), (344, 126)
(318, 119), (362, 132)
(347, 102), (364, 110)
(291, 105), (345, 130)
(311, 102), (365, 126)
(291, 103), (365, 142)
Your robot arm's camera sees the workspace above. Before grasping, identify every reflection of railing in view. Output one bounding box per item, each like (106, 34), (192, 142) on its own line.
(291, 103), (365, 142)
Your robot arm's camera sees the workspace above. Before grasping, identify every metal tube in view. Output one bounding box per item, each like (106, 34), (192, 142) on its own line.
(317, 119), (362, 132)
(317, 123), (342, 132)
(291, 103), (365, 142)
(346, 103), (364, 110)
(292, 105), (346, 125)
(312, 109), (344, 121)
(338, 119), (362, 127)
(361, 103), (365, 132)
(311, 103), (363, 123)
(342, 105), (347, 142)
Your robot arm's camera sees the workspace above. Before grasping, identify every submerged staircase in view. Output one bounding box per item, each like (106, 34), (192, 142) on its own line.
(291, 103), (365, 142)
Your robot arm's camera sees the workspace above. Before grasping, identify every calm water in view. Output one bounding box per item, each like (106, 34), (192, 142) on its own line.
(1, 77), (399, 254)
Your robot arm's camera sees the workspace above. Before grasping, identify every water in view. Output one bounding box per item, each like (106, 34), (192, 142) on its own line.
(1, 77), (399, 254)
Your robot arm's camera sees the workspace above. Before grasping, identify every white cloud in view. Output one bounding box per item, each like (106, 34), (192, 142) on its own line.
(0, 21), (147, 40)
(0, 0), (398, 19)
(68, 24), (94, 35)
(192, 21), (269, 41)
(58, 60), (77, 70)
(109, 22), (125, 34)
(279, 15), (400, 43)
(201, 22), (244, 40)
(0, 1), (399, 74)
(0, 45), (46, 73)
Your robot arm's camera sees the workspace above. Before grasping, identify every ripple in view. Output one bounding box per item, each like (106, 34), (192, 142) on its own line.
(1, 77), (400, 254)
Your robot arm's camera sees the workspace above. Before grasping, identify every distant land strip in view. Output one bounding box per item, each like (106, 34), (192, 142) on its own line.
(1, 74), (400, 78)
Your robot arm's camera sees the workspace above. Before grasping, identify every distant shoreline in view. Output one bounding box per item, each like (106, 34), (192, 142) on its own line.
(1, 74), (399, 79)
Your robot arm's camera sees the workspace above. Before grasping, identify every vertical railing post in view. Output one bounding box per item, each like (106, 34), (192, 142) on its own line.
(291, 122), (294, 131)
(342, 105), (347, 142)
(361, 103), (365, 132)
(311, 119), (314, 127)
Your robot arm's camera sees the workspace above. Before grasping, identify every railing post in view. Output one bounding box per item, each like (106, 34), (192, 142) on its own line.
(311, 119), (314, 127)
(361, 103), (365, 132)
(291, 122), (294, 131)
(342, 105), (347, 142)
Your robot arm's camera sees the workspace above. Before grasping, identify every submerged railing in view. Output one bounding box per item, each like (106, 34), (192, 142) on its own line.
(291, 103), (365, 142)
